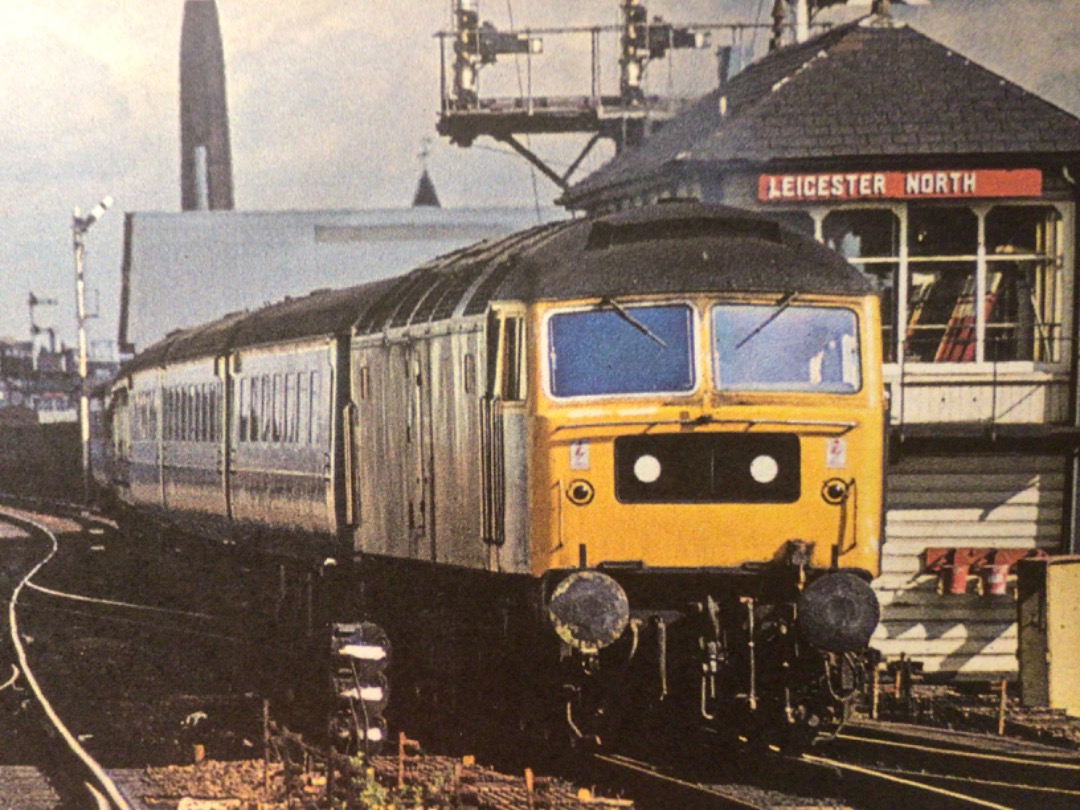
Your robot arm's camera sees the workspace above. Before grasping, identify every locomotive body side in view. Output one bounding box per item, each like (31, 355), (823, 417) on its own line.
(349, 314), (504, 569)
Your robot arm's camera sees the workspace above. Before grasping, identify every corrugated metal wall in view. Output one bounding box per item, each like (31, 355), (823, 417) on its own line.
(874, 452), (1066, 677)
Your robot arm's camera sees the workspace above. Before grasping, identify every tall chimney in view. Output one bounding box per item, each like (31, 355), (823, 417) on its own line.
(180, 0), (235, 210)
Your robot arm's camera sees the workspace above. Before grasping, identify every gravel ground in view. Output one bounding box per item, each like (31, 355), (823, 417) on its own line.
(118, 751), (636, 810)
(872, 681), (1080, 749)
(117, 679), (1080, 810)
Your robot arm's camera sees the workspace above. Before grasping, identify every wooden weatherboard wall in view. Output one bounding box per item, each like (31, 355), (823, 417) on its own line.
(873, 453), (1065, 677)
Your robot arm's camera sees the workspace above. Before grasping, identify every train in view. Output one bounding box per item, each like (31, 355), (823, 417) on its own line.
(96, 200), (885, 754)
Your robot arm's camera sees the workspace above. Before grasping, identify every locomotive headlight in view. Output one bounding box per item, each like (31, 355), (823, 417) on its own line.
(547, 571), (630, 653)
(796, 572), (880, 653)
(749, 454), (779, 484)
(633, 454), (662, 483)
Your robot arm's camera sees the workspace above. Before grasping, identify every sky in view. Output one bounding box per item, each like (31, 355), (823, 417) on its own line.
(1, 0), (1078, 349)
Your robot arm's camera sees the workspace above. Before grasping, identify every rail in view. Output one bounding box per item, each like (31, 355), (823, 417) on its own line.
(813, 718), (1080, 809)
(1, 506), (134, 810)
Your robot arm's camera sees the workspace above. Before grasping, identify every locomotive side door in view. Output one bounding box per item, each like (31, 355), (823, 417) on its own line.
(481, 308), (530, 573)
(405, 339), (436, 561)
(408, 339), (434, 561)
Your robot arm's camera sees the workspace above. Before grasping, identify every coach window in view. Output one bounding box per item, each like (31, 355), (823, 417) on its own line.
(189, 386), (196, 442)
(196, 386), (204, 442)
(262, 374), (277, 442)
(298, 372), (310, 443)
(823, 209), (899, 362)
(210, 385), (220, 442)
(238, 379), (248, 441)
(249, 377), (261, 442)
(275, 374), (284, 442)
(202, 385), (210, 442)
(284, 373), (294, 443)
(309, 371), (321, 445)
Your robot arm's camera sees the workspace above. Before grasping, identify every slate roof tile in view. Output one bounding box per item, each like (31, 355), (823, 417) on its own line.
(564, 16), (1080, 206)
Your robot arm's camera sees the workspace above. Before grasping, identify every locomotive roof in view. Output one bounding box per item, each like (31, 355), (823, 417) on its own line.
(121, 202), (869, 374)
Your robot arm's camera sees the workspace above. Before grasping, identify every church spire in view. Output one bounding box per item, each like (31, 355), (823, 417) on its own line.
(412, 139), (441, 208)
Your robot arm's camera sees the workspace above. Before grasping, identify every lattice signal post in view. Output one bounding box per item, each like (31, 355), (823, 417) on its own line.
(436, 0), (744, 193)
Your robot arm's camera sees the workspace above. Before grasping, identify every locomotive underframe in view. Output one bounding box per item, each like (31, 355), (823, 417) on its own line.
(316, 551), (874, 755)
(553, 564), (872, 751)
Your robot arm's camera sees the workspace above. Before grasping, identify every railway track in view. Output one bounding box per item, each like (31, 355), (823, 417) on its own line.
(578, 716), (1080, 810)
(0, 498), (295, 806)
(0, 498), (272, 767)
(8, 495), (1077, 809)
(810, 718), (1080, 809)
(588, 751), (842, 809)
(0, 504), (133, 809)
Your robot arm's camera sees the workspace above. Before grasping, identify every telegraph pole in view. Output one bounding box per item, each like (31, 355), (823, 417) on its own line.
(72, 196), (112, 502)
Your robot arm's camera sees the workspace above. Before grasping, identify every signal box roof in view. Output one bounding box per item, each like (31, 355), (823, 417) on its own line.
(562, 17), (1080, 207)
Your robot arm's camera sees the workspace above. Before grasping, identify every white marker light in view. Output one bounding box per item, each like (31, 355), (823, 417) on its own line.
(338, 644), (387, 661)
(750, 454), (779, 484)
(633, 454), (662, 484)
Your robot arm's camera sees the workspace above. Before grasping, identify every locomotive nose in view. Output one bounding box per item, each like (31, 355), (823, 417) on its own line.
(546, 571), (630, 653)
(796, 571), (880, 653)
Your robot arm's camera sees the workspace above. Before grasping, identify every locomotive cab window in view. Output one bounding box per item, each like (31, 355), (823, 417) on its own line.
(547, 303), (695, 398)
(712, 304), (861, 393)
(488, 312), (526, 401)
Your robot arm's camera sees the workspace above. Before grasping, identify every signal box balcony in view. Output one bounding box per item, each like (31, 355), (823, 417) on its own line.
(437, 94), (684, 148)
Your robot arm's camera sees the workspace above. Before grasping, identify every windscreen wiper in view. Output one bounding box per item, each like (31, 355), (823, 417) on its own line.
(735, 291), (799, 350)
(598, 297), (668, 348)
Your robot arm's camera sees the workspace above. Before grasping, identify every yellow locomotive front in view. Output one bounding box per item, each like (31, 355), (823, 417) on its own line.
(526, 284), (884, 747)
(532, 291), (883, 576)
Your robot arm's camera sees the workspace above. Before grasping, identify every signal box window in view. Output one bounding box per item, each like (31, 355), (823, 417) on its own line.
(985, 206), (1062, 362)
(905, 207), (979, 362)
(815, 203), (1065, 366)
(824, 209), (898, 362)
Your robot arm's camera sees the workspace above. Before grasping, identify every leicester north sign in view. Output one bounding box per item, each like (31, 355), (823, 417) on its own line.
(757, 169), (1043, 203)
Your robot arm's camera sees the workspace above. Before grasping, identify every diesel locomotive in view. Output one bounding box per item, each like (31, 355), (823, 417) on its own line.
(100, 201), (884, 752)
